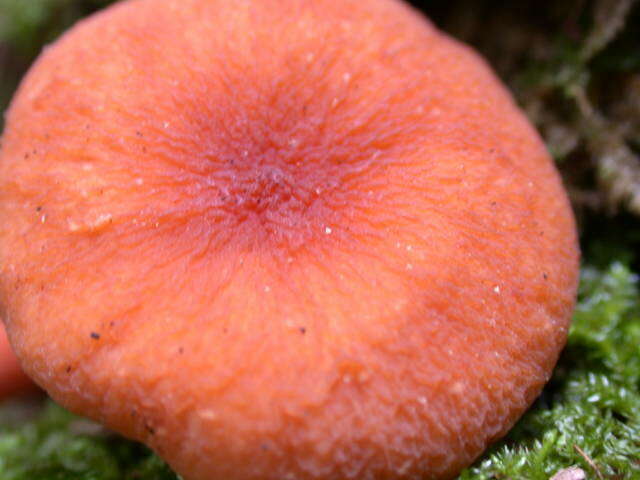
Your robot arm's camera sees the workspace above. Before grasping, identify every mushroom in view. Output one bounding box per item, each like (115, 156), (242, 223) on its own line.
(0, 0), (579, 479)
(0, 326), (34, 399)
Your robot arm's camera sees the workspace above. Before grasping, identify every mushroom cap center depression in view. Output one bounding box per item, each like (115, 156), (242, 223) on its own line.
(169, 93), (378, 252)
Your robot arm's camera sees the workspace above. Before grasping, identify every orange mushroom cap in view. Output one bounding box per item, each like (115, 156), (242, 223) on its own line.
(0, 326), (35, 399)
(0, 0), (579, 479)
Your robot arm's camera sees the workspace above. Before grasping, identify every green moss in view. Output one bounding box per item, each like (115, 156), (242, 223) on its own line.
(0, 401), (177, 479)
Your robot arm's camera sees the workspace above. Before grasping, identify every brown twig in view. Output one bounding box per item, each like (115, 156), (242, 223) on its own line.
(573, 444), (604, 480)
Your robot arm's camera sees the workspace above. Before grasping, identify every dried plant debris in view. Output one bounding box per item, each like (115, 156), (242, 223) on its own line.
(431, 0), (640, 217)
(528, 0), (640, 216)
(581, 0), (636, 61)
(550, 466), (586, 480)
